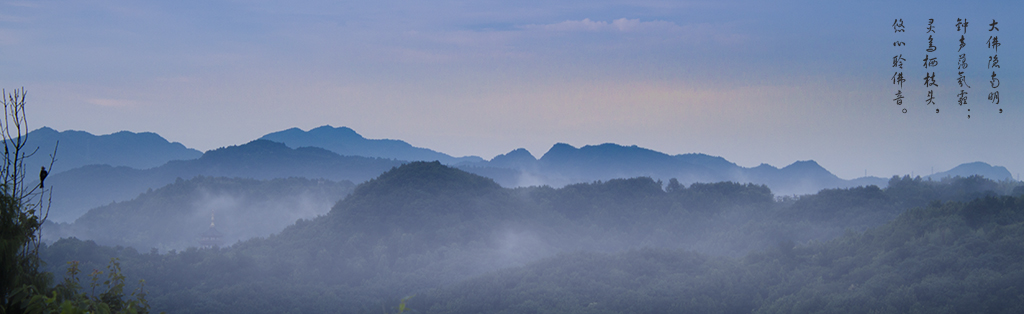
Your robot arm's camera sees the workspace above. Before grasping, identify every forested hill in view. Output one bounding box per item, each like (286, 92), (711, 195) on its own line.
(45, 140), (401, 222)
(38, 162), (1024, 313)
(413, 195), (1024, 313)
(43, 176), (355, 251)
(330, 161), (506, 231)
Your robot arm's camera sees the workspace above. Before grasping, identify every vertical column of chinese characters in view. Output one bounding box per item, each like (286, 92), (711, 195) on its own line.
(921, 19), (939, 112)
(987, 19), (1001, 112)
(955, 19), (968, 117)
(923, 19), (939, 113)
(957, 19), (970, 115)
(893, 19), (907, 113)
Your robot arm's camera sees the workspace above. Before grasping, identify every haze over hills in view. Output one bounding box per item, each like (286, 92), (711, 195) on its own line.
(43, 176), (354, 251)
(45, 140), (401, 222)
(36, 125), (1017, 223)
(255, 125), (894, 195)
(260, 125), (485, 165)
(475, 143), (889, 196)
(38, 162), (1024, 313)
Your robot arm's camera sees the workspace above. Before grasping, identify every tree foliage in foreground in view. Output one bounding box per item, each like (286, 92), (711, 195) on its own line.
(1, 88), (153, 314)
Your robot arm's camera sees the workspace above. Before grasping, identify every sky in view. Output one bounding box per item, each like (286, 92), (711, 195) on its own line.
(1, 0), (1021, 180)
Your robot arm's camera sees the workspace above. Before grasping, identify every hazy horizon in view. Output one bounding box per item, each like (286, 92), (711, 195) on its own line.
(26, 124), (1016, 182)
(3, 0), (1021, 180)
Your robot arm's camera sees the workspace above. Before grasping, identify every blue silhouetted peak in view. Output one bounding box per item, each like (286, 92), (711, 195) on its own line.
(928, 162), (1013, 181)
(199, 140), (312, 163)
(489, 148), (538, 169)
(781, 160), (832, 176)
(17, 127), (201, 172)
(308, 125), (366, 141)
(540, 143), (673, 167)
(260, 125), (482, 164)
(542, 143), (578, 158)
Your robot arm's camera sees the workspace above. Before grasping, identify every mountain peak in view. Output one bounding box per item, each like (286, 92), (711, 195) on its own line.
(18, 127), (201, 172)
(33, 126), (59, 135)
(307, 125), (365, 140)
(539, 142), (675, 166)
(548, 142), (576, 151)
(779, 160), (834, 177)
(537, 143), (581, 164)
(333, 161), (503, 226)
(359, 161), (501, 194)
(489, 148), (538, 170)
(785, 160), (821, 168)
(259, 126), (481, 164)
(201, 139), (297, 160)
(929, 162), (1013, 181)
(587, 143), (667, 156)
(492, 148), (535, 161)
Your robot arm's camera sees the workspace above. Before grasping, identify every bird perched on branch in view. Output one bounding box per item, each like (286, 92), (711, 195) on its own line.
(39, 166), (48, 188)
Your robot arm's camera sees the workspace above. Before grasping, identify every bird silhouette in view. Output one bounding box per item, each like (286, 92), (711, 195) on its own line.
(39, 166), (48, 188)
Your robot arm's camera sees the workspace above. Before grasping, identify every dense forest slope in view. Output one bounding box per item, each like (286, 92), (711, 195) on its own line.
(413, 196), (1024, 313)
(39, 163), (1024, 313)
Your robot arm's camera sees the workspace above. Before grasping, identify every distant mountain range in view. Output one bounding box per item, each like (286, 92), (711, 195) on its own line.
(258, 128), (896, 195)
(15, 127), (201, 174)
(260, 125), (484, 164)
(468, 143), (888, 196)
(927, 161), (1014, 181)
(33, 125), (1017, 222)
(45, 140), (401, 222)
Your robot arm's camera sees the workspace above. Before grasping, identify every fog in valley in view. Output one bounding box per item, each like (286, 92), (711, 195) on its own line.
(43, 176), (354, 252)
(0, 123), (1012, 313)
(5, 0), (1021, 311)
(31, 148), (1024, 313)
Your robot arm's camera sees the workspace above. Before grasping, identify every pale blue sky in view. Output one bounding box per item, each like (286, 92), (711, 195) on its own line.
(1, 0), (1020, 179)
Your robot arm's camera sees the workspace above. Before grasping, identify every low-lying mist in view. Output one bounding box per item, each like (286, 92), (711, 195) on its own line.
(42, 176), (355, 252)
(37, 163), (1024, 313)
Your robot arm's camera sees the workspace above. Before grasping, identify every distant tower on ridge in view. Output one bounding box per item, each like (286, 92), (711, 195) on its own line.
(199, 212), (224, 248)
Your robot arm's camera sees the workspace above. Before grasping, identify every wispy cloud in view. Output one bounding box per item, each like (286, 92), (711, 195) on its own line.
(517, 18), (747, 45)
(522, 18), (679, 33)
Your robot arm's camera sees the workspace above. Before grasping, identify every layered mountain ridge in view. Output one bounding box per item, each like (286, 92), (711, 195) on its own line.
(34, 125), (1012, 223)
(13, 126), (202, 174)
